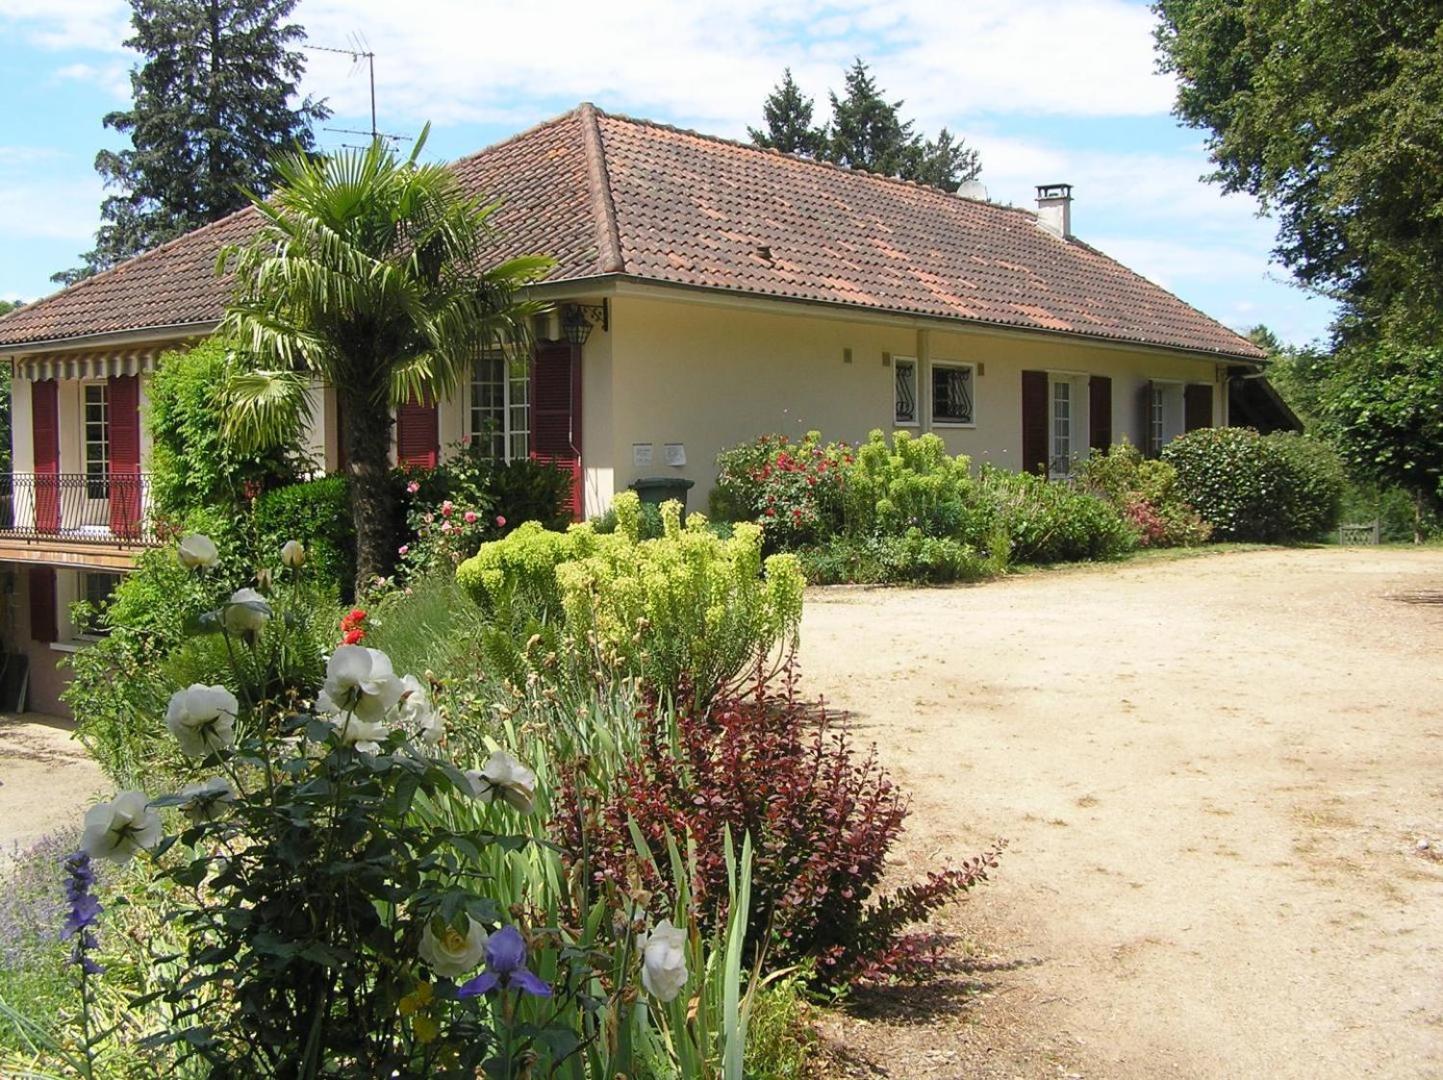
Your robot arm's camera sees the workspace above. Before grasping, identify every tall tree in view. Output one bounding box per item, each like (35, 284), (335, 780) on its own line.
(1153, 0), (1443, 339)
(56, 0), (328, 285)
(218, 131), (553, 593)
(827, 59), (918, 180)
(748, 68), (825, 157)
(749, 59), (981, 192)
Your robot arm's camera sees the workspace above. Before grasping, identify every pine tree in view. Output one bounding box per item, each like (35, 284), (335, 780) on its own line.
(826, 59), (918, 180)
(55, 0), (327, 284)
(748, 68), (825, 157)
(752, 60), (981, 193)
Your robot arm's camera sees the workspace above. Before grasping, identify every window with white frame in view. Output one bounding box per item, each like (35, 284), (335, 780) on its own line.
(894, 357), (918, 425)
(83, 383), (110, 499)
(1150, 385), (1166, 454)
(1051, 379), (1073, 476)
(931, 362), (975, 425)
(470, 352), (530, 461)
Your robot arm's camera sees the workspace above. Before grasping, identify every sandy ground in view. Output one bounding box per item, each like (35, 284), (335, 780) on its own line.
(799, 547), (1443, 1079)
(0, 713), (106, 863)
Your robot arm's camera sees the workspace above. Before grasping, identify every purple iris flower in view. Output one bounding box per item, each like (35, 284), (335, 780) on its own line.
(457, 925), (551, 999)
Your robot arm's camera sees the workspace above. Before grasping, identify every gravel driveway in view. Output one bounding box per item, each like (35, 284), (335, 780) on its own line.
(800, 547), (1443, 1078)
(0, 713), (105, 863)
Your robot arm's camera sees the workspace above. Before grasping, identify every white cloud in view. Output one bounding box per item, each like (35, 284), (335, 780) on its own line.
(0, 0), (129, 52)
(290, 0), (1174, 131)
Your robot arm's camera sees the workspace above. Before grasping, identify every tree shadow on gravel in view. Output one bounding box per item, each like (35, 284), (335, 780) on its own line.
(843, 938), (1044, 1026)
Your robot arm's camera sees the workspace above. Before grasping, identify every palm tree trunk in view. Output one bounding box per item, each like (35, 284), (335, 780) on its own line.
(340, 385), (398, 596)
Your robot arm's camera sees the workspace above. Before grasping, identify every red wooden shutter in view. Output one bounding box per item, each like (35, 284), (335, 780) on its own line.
(1137, 380), (1157, 456)
(1020, 370), (1049, 475)
(1184, 383), (1213, 432)
(1088, 375), (1112, 451)
(31, 380), (59, 533)
(395, 394), (439, 469)
(531, 342), (583, 518)
(28, 566), (56, 644)
(108, 375), (142, 537)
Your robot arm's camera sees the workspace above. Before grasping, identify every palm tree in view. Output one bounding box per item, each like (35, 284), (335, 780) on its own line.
(217, 128), (553, 593)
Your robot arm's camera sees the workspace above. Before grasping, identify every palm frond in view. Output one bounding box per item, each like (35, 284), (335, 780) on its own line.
(223, 367), (315, 453)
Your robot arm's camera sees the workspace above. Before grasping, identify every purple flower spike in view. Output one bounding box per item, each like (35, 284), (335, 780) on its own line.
(61, 852), (104, 975)
(457, 925), (551, 999)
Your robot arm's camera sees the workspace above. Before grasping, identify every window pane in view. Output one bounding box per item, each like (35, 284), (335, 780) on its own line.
(1052, 381), (1071, 475)
(83, 384), (109, 499)
(895, 361), (917, 424)
(931, 365), (973, 424)
(82, 572), (120, 636)
(470, 354), (506, 459)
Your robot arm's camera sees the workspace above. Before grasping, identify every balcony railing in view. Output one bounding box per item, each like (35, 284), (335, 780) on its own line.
(0, 472), (156, 545)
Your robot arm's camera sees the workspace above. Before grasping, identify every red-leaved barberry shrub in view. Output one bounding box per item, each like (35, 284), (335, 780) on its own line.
(554, 666), (1002, 988)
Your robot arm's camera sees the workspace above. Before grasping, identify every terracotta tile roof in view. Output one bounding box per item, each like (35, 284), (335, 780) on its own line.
(0, 105), (1264, 361)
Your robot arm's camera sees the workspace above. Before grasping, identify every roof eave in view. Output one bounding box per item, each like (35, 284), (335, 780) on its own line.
(0, 320), (219, 358)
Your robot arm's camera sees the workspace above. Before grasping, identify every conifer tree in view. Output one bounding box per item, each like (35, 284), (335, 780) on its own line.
(56, 0), (327, 284)
(750, 59), (980, 192)
(748, 68), (825, 157)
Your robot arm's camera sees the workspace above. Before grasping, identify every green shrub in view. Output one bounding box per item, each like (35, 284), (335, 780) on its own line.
(487, 457), (574, 532)
(981, 468), (1137, 563)
(147, 337), (302, 519)
(1162, 427), (1344, 541)
(713, 432), (848, 549)
(799, 531), (990, 585)
(252, 475), (356, 597)
(843, 429), (992, 543)
(1075, 443), (1212, 548)
(459, 494), (805, 704)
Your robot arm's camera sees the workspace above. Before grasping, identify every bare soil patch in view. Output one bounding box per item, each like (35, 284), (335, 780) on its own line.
(799, 547), (1443, 1078)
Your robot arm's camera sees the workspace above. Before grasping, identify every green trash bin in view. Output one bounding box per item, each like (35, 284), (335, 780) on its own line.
(629, 476), (696, 519)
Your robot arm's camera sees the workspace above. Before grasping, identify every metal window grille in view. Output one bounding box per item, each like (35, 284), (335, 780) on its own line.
(895, 360), (917, 424)
(931, 364), (974, 424)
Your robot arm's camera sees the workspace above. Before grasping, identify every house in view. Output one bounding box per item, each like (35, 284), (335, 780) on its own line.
(0, 103), (1283, 714)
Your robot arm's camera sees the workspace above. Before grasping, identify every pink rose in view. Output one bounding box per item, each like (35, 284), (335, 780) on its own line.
(495, 515), (507, 528)
(398, 544), (410, 556)
(406, 480), (420, 494)
(464, 511), (477, 524)
(441, 501), (454, 518)
(440, 523), (452, 534)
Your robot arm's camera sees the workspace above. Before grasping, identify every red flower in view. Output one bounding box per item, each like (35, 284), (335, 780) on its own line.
(340, 608), (367, 632)
(342, 628), (365, 645)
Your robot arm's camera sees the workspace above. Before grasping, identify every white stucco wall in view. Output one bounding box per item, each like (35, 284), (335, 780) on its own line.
(591, 291), (1230, 513)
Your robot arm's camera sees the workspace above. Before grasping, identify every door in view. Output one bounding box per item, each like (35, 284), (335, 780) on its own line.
(531, 342), (583, 518)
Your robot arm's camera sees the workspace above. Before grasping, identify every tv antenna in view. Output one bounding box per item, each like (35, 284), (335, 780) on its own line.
(308, 35), (412, 149)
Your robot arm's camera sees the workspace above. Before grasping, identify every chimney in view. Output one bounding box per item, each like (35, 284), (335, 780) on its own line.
(1035, 183), (1073, 239)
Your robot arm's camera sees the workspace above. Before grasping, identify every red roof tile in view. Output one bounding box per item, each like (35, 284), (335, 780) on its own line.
(0, 105), (1264, 361)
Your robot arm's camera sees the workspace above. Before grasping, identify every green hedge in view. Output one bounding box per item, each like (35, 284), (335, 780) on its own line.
(1161, 428), (1344, 541)
(252, 475), (356, 597)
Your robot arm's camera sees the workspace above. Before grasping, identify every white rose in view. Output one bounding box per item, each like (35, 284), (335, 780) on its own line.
(418, 914), (488, 979)
(223, 588), (272, 634)
(176, 533), (219, 571)
(464, 750), (537, 813)
(81, 791), (162, 865)
(328, 713), (389, 754)
(280, 540), (306, 569)
(639, 919), (689, 1002)
(165, 684), (239, 758)
(178, 776), (236, 823)
(399, 674), (443, 744)
(317, 646), (404, 725)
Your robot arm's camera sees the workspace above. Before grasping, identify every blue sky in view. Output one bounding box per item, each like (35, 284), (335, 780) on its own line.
(0, 0), (1335, 346)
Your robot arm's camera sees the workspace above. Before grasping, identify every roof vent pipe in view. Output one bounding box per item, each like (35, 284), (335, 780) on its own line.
(1035, 183), (1073, 239)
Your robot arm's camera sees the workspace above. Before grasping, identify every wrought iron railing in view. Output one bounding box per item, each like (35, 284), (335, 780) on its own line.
(0, 472), (156, 544)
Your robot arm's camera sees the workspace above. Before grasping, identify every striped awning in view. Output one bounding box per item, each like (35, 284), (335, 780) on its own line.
(14, 346), (170, 381)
